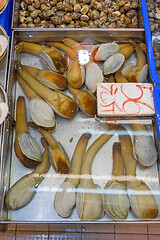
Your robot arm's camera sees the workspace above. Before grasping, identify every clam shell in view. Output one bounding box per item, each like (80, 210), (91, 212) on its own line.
(5, 174), (37, 210)
(39, 48), (67, 74)
(76, 185), (104, 220)
(138, 64), (148, 83)
(39, 50), (57, 72)
(86, 62), (104, 93)
(90, 44), (100, 60)
(54, 182), (76, 218)
(95, 43), (119, 61)
(103, 53), (125, 75)
(18, 132), (42, 162)
(133, 135), (157, 167)
(121, 62), (135, 76)
(103, 181), (129, 220)
(29, 98), (56, 128)
(47, 94), (78, 119)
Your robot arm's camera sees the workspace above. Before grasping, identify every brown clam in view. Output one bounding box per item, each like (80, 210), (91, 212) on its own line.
(15, 41), (67, 73)
(118, 126), (158, 220)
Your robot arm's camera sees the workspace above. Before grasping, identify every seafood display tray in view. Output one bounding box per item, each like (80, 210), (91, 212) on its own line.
(141, 0), (160, 83)
(12, 0), (144, 29)
(1, 29), (160, 224)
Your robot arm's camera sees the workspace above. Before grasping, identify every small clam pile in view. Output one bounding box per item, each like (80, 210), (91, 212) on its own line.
(146, 0), (160, 78)
(4, 38), (158, 222)
(19, 0), (139, 28)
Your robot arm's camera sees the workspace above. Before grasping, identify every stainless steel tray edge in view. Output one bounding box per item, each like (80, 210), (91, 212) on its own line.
(0, 34), (17, 221)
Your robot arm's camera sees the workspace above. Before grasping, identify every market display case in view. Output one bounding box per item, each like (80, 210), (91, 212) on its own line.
(0, 0), (160, 226)
(0, 28), (159, 224)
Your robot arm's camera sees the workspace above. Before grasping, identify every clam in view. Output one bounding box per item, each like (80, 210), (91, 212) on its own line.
(86, 62), (104, 93)
(68, 85), (97, 117)
(118, 126), (158, 220)
(62, 38), (104, 93)
(29, 98), (56, 131)
(138, 64), (148, 83)
(21, 65), (68, 90)
(18, 132), (42, 162)
(103, 53), (125, 75)
(17, 62), (78, 119)
(76, 130), (116, 220)
(29, 122), (70, 174)
(14, 96), (42, 168)
(5, 138), (50, 210)
(54, 133), (91, 218)
(104, 181), (129, 220)
(103, 142), (130, 220)
(15, 41), (67, 73)
(16, 72), (56, 131)
(68, 86), (97, 117)
(93, 43), (120, 61)
(121, 62), (135, 76)
(131, 124), (157, 168)
(45, 42), (77, 60)
(68, 59), (85, 89)
(90, 44), (100, 60)
(123, 40), (148, 82)
(45, 42), (85, 89)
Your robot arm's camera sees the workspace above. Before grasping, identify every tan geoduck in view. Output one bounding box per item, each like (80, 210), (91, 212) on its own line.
(15, 41), (67, 73)
(21, 64), (68, 90)
(115, 68), (129, 83)
(14, 96), (42, 168)
(62, 38), (104, 93)
(67, 85), (97, 117)
(17, 62), (78, 119)
(103, 142), (130, 220)
(107, 74), (115, 83)
(123, 40), (148, 83)
(102, 43), (135, 76)
(131, 124), (157, 168)
(45, 42), (85, 89)
(91, 42), (120, 61)
(76, 130), (116, 220)
(118, 126), (158, 220)
(29, 122), (70, 174)
(5, 138), (50, 210)
(54, 133), (91, 218)
(16, 72), (56, 132)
